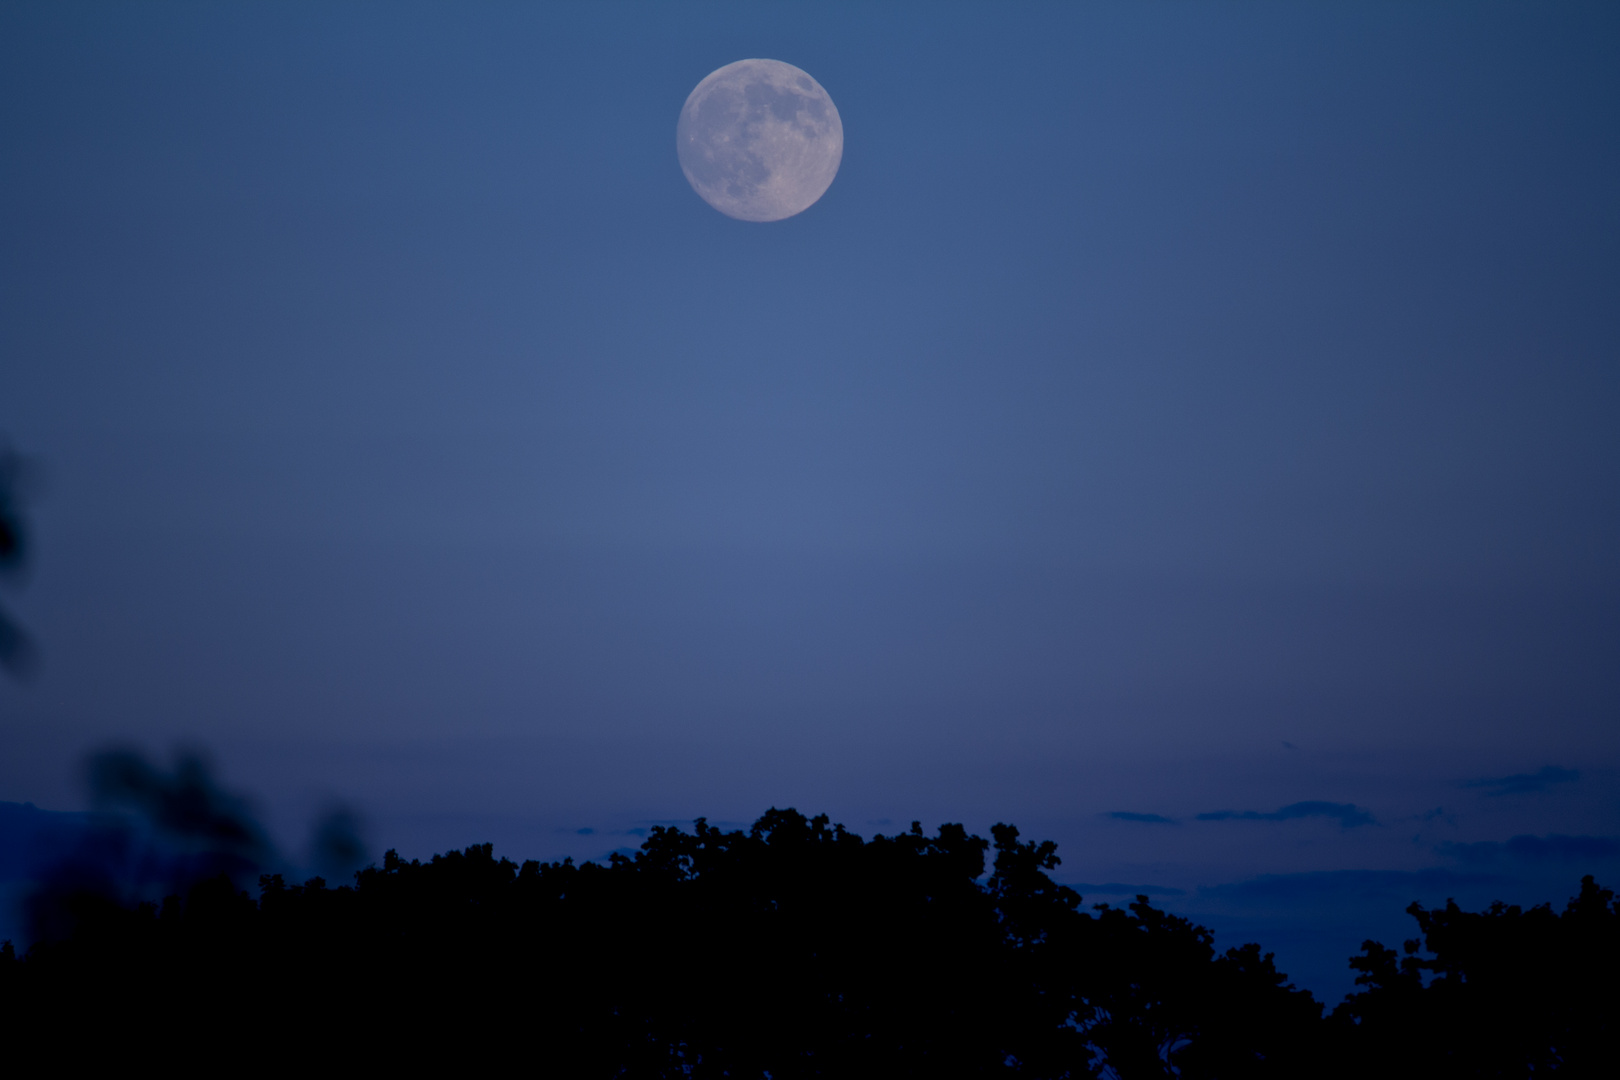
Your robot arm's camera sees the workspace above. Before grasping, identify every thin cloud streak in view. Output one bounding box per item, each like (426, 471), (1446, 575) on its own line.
(1105, 811), (1178, 824)
(1196, 802), (1377, 828)
(1437, 834), (1620, 865)
(1074, 881), (1188, 897)
(1463, 766), (1580, 797)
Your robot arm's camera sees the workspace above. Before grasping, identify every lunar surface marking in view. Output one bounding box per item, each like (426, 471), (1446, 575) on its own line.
(677, 59), (843, 222)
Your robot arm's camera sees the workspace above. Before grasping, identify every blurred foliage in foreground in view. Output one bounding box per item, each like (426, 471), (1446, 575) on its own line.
(2, 797), (1614, 1076)
(0, 441), (35, 675)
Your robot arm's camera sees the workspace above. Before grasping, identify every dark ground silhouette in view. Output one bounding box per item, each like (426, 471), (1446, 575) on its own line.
(2, 794), (1613, 1076)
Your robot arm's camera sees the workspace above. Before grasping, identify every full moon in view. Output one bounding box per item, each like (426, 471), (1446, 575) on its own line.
(676, 59), (843, 223)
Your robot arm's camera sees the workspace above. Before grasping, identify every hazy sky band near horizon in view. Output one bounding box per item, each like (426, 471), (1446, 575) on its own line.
(1, 1), (1617, 1001)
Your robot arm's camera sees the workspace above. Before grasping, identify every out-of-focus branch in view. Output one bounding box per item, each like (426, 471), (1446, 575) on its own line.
(0, 440), (37, 677)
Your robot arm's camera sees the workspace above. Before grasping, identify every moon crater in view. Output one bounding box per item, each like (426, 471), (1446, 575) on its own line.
(677, 59), (843, 223)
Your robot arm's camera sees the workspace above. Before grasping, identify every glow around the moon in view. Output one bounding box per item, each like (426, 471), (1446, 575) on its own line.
(677, 59), (843, 223)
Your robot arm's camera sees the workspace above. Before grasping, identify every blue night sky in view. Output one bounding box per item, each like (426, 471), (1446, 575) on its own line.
(2, 2), (1618, 1000)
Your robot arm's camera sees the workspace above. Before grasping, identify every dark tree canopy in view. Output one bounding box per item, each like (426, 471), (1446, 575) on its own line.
(1334, 875), (1618, 1077)
(2, 807), (1613, 1077)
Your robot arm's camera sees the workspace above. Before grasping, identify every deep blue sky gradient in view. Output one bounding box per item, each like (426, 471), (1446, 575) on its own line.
(2, 1), (1618, 999)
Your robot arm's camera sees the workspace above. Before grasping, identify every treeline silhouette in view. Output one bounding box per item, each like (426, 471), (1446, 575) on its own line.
(3, 804), (1614, 1076)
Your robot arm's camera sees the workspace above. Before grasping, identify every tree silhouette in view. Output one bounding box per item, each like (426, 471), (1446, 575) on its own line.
(2, 804), (1613, 1076)
(1333, 875), (1618, 1076)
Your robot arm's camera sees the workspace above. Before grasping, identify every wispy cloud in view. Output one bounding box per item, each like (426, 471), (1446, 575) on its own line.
(1436, 833), (1620, 865)
(1194, 867), (1508, 904)
(1105, 811), (1178, 824)
(1196, 801), (1376, 828)
(561, 825), (654, 839)
(1073, 881), (1187, 897)
(1463, 766), (1579, 797)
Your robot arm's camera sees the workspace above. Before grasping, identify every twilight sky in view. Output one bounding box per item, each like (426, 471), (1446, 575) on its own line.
(2, 2), (1618, 999)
